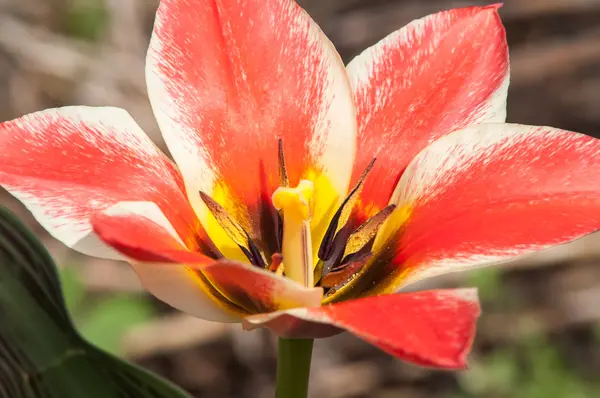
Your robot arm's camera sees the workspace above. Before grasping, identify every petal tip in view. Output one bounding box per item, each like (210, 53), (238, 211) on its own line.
(469, 3), (504, 25)
(451, 357), (470, 371)
(485, 3), (504, 11)
(452, 287), (480, 304)
(433, 333), (475, 370)
(453, 345), (474, 371)
(482, 3), (505, 26)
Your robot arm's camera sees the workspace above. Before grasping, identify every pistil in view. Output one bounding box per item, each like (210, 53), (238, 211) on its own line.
(272, 180), (315, 287)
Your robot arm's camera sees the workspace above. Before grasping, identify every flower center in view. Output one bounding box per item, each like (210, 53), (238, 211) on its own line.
(198, 138), (401, 301)
(272, 180), (315, 287)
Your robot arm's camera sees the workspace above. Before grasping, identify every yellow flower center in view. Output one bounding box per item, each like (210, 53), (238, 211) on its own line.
(194, 140), (404, 304)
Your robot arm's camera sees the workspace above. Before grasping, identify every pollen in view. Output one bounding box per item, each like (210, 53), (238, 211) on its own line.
(372, 204), (413, 253)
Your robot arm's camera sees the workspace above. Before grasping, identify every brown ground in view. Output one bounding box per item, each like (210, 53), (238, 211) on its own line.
(1, 1), (600, 397)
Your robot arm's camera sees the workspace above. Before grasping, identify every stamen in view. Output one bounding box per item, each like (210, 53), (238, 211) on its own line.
(259, 159), (281, 256)
(319, 225), (351, 276)
(278, 138), (289, 187)
(318, 158), (376, 261)
(319, 205), (396, 282)
(269, 253), (284, 272)
(342, 204), (396, 259)
(199, 191), (266, 267)
(320, 253), (372, 289)
(274, 139), (288, 252)
(272, 180), (314, 287)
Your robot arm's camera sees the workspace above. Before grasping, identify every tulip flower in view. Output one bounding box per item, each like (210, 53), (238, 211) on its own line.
(2, 1), (600, 395)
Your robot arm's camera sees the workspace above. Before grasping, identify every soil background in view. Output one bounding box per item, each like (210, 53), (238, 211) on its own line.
(1, 1), (600, 397)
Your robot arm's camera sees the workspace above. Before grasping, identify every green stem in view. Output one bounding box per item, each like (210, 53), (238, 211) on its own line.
(276, 338), (314, 398)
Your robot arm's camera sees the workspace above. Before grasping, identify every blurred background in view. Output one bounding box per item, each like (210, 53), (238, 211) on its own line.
(1, 0), (600, 397)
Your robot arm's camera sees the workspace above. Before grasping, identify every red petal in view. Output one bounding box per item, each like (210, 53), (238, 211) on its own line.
(200, 262), (323, 315)
(128, 259), (323, 323)
(375, 124), (600, 292)
(348, 5), (508, 218)
(92, 201), (238, 322)
(147, 0), (356, 254)
(0, 107), (203, 259)
(245, 289), (480, 369)
(128, 261), (240, 323)
(93, 202), (323, 318)
(92, 201), (214, 264)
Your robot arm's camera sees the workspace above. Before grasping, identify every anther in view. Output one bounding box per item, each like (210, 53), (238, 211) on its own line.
(320, 253), (371, 289)
(199, 191), (266, 267)
(318, 158), (376, 261)
(269, 253), (284, 272)
(278, 138), (289, 187)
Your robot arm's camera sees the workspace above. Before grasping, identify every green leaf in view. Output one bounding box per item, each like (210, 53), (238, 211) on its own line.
(79, 295), (154, 355)
(466, 268), (503, 302)
(59, 267), (85, 313)
(64, 0), (108, 42)
(0, 207), (192, 398)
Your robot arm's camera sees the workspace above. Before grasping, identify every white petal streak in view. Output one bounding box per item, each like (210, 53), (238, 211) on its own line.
(393, 124), (569, 204)
(131, 261), (240, 323)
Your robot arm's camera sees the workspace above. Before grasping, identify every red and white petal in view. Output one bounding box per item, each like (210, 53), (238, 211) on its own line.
(146, 0), (356, 255)
(200, 262), (323, 316)
(93, 201), (323, 320)
(92, 201), (209, 263)
(135, 260), (324, 323)
(92, 201), (238, 322)
(245, 289), (480, 369)
(129, 261), (240, 323)
(374, 124), (600, 292)
(244, 310), (343, 339)
(0, 106), (200, 260)
(348, 5), (509, 217)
